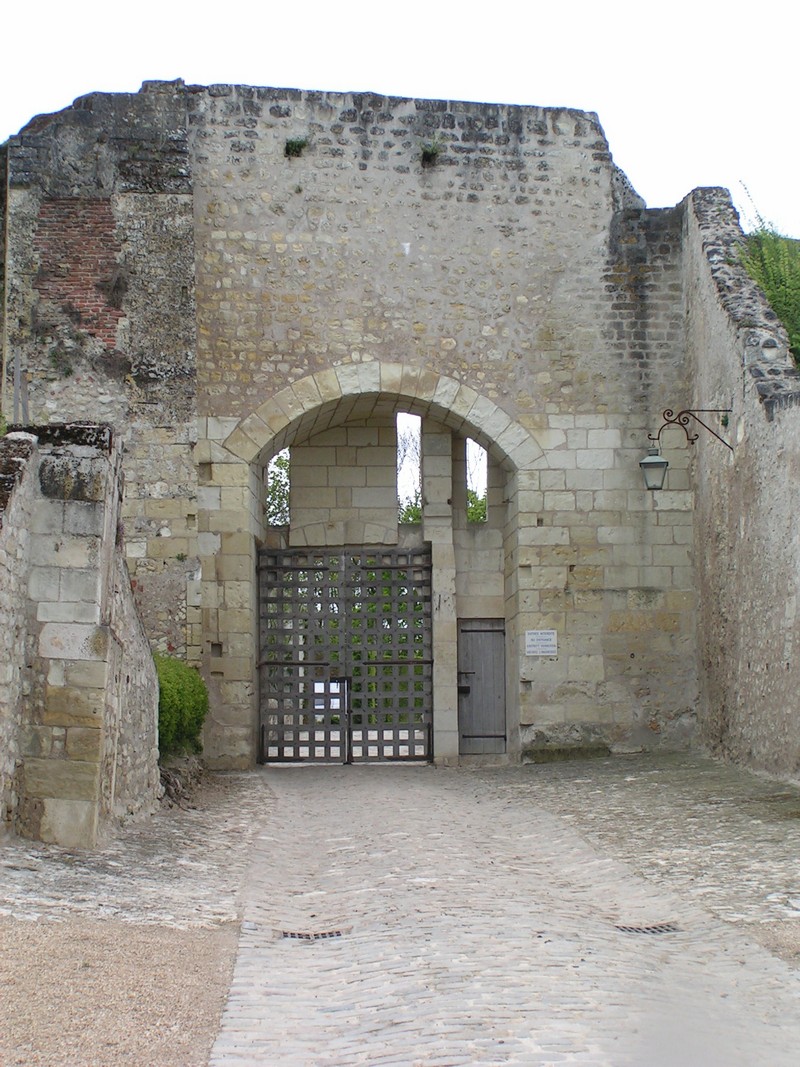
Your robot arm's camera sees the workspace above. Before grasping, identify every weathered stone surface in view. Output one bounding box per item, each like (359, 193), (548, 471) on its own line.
(0, 427), (158, 846)
(2, 82), (797, 777)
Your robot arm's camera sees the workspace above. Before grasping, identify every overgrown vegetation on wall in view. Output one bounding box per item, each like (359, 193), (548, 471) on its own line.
(154, 654), (209, 757)
(739, 229), (800, 362)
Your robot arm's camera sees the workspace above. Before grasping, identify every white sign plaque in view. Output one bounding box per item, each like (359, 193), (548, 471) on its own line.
(525, 629), (558, 656)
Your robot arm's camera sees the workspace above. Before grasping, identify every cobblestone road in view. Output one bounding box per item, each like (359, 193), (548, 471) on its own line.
(210, 756), (800, 1067)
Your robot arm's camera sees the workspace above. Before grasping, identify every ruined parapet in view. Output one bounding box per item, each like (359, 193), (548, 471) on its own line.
(0, 424), (159, 846)
(688, 187), (800, 416)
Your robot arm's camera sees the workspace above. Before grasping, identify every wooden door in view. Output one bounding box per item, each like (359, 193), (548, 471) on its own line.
(457, 618), (506, 755)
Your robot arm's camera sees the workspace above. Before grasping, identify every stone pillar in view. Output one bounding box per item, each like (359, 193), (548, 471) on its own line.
(421, 420), (459, 763)
(197, 417), (260, 768)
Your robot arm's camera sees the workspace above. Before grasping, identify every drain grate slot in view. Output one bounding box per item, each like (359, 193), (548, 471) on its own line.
(280, 929), (344, 941)
(615, 922), (679, 935)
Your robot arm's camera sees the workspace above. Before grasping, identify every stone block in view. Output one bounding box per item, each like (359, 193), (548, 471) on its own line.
(43, 685), (105, 726)
(39, 623), (109, 661)
(39, 455), (106, 502)
(31, 500), (65, 534)
(223, 426), (260, 462)
(23, 757), (100, 801)
(220, 532), (253, 555)
(653, 491), (694, 512)
(65, 728), (103, 760)
(37, 601), (101, 624)
(218, 608), (254, 633)
(28, 565), (60, 601)
(207, 416), (241, 441)
(31, 536), (97, 569)
(39, 798), (99, 849)
(63, 501), (104, 536)
(222, 580), (252, 610)
(576, 449), (614, 470)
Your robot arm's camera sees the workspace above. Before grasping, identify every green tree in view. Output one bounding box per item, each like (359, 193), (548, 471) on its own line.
(467, 487), (487, 523)
(398, 488), (422, 524)
(266, 449), (290, 525)
(739, 228), (800, 363)
(397, 419), (422, 524)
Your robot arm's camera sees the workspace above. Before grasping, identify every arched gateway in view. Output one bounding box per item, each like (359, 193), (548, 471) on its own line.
(4, 81), (736, 801)
(198, 362), (544, 767)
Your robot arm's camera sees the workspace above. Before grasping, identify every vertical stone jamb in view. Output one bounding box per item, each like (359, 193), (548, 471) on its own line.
(421, 420), (458, 762)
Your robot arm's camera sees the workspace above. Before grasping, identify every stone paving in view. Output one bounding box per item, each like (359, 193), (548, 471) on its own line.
(0, 772), (272, 928)
(3, 753), (800, 1065)
(210, 755), (800, 1066)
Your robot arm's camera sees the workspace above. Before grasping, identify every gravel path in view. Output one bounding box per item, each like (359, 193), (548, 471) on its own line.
(0, 918), (238, 1066)
(0, 772), (272, 1067)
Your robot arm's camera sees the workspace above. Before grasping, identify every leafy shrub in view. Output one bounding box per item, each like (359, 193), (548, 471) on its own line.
(739, 228), (800, 363)
(154, 654), (209, 758)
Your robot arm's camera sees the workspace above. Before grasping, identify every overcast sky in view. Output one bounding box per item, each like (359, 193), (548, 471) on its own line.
(2, 2), (796, 236)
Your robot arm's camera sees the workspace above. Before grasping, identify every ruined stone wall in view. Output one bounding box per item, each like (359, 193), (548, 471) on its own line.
(0, 425), (158, 846)
(189, 86), (646, 425)
(104, 552), (161, 819)
(0, 433), (37, 828)
(685, 189), (800, 775)
(1, 81), (199, 661)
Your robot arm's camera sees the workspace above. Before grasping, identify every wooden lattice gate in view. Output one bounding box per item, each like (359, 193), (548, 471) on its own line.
(258, 547), (433, 762)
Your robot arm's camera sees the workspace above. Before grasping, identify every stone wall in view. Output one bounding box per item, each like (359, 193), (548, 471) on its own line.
(685, 189), (800, 775)
(187, 84), (699, 764)
(289, 419), (399, 546)
(3, 80), (796, 775)
(1, 81), (199, 662)
(0, 424), (158, 846)
(0, 433), (37, 826)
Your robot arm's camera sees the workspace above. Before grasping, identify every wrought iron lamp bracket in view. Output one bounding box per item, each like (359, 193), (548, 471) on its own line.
(648, 409), (733, 452)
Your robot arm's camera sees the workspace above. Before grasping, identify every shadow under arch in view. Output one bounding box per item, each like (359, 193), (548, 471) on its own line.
(221, 362), (546, 471)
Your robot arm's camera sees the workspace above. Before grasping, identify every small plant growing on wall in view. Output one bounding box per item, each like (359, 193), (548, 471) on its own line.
(49, 343), (74, 378)
(420, 139), (442, 167)
(154, 654), (209, 758)
(284, 137), (308, 158)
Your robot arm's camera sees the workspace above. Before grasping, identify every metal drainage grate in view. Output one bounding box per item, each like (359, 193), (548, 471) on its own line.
(280, 929), (345, 941)
(615, 922), (679, 935)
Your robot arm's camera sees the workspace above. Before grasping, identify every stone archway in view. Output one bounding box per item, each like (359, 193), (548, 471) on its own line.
(197, 362), (547, 768)
(220, 362), (544, 472)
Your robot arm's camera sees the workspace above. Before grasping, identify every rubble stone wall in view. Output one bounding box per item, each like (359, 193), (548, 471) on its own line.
(1, 81), (198, 662)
